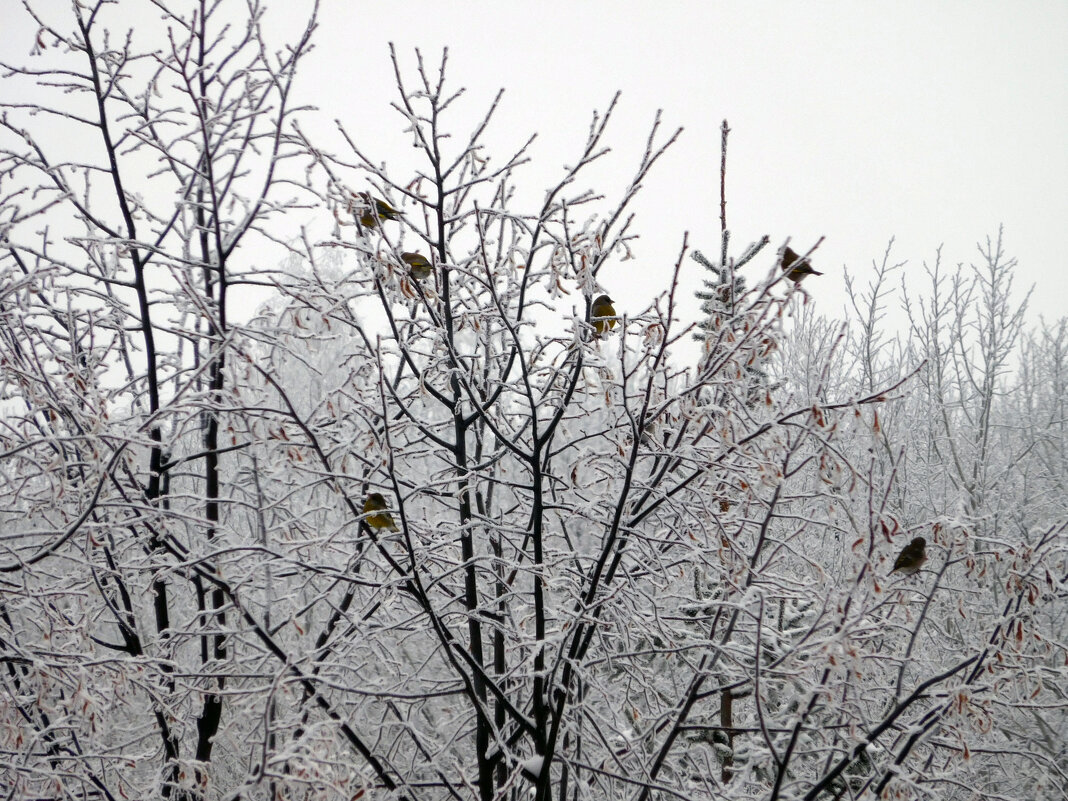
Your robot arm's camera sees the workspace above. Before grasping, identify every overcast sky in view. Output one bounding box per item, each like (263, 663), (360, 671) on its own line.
(4, 1), (1065, 345)
(305, 0), (1067, 335)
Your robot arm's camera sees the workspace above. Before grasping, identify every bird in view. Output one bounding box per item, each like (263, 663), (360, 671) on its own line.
(362, 492), (398, 531)
(356, 192), (400, 228)
(401, 251), (433, 280)
(889, 537), (927, 575)
(590, 294), (617, 336)
(780, 246), (823, 283)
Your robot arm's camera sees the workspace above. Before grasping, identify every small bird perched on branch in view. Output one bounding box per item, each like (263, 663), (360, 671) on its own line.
(401, 251), (433, 280)
(889, 536), (927, 575)
(356, 192), (401, 228)
(362, 492), (399, 531)
(591, 294), (617, 336)
(780, 246), (823, 283)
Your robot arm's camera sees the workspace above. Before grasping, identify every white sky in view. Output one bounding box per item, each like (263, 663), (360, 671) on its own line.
(3, 1), (1065, 348)
(305, 0), (1067, 335)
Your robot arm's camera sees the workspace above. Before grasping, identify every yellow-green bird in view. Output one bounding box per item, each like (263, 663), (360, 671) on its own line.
(591, 294), (617, 336)
(362, 492), (398, 531)
(356, 192), (401, 228)
(889, 536), (927, 575)
(780, 246), (823, 283)
(401, 251), (433, 280)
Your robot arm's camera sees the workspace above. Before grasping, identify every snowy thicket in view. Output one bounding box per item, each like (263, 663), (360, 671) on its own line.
(1, 4), (1064, 801)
